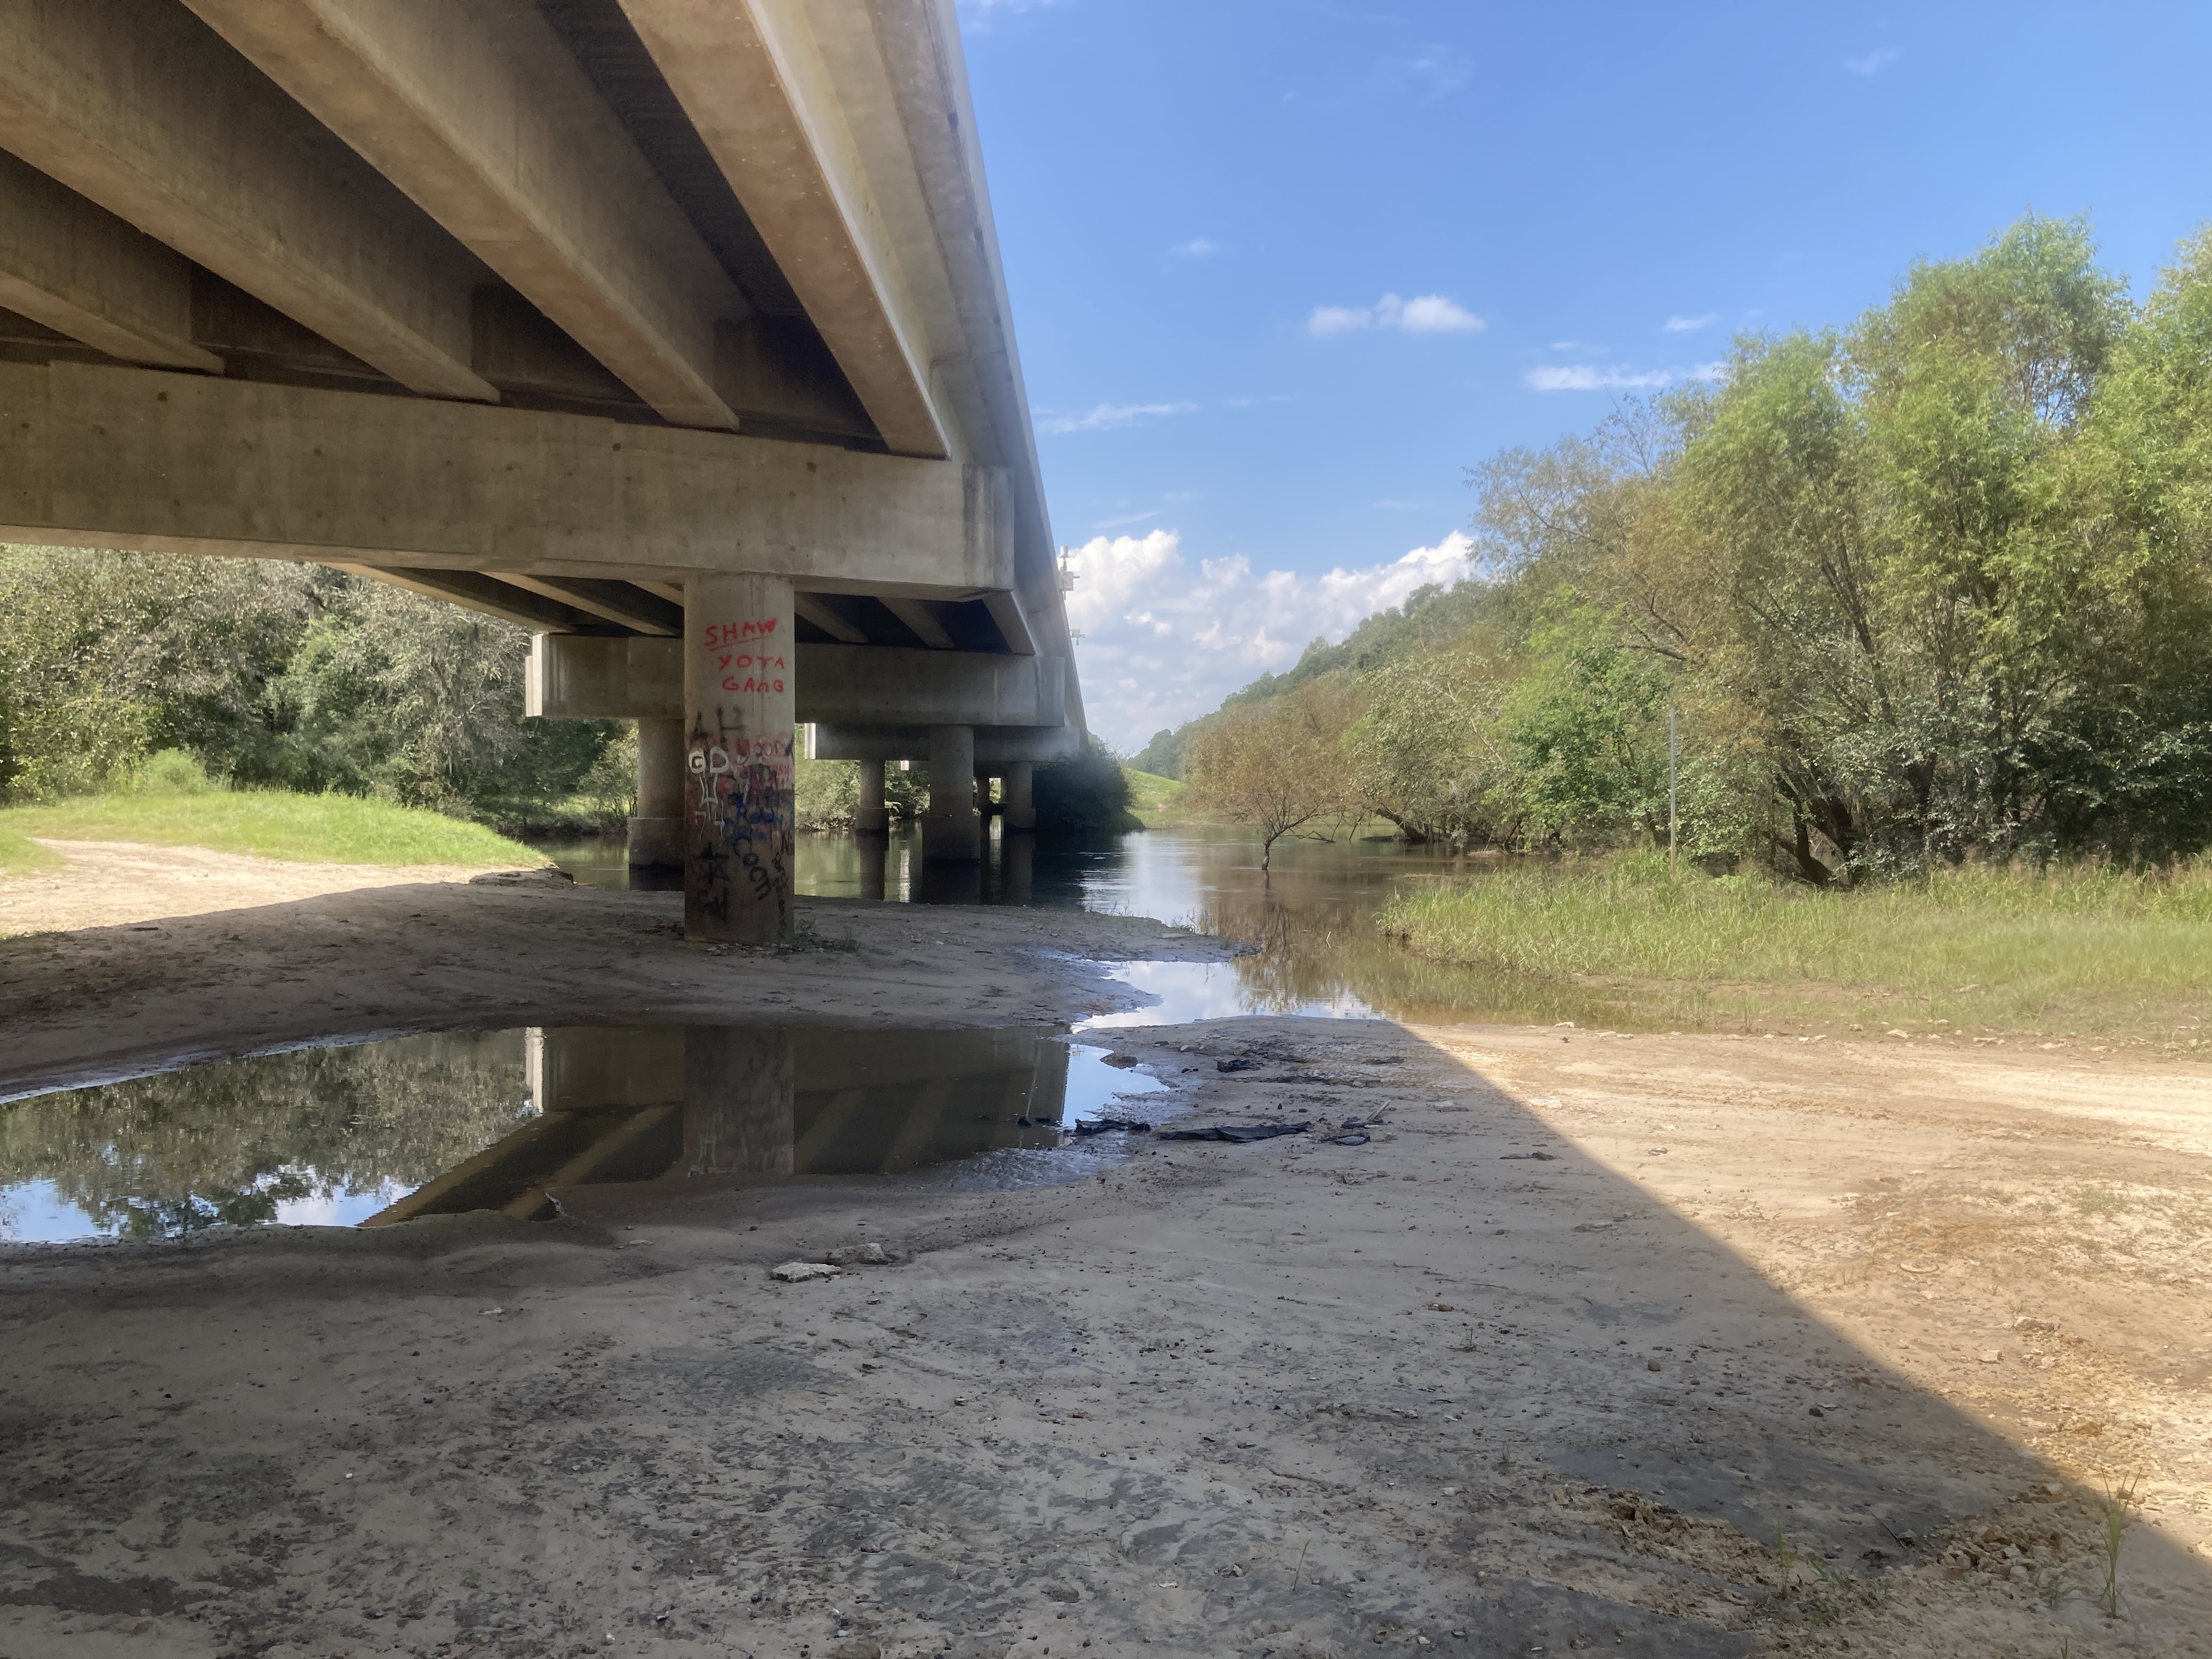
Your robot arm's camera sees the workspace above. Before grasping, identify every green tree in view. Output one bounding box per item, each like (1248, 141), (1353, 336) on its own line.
(1187, 679), (1357, 871)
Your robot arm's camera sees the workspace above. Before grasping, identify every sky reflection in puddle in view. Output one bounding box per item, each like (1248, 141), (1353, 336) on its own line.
(0, 1026), (1170, 1245)
(1078, 961), (1376, 1029)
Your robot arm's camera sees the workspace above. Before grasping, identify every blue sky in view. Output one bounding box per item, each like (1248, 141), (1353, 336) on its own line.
(956, 1), (2212, 748)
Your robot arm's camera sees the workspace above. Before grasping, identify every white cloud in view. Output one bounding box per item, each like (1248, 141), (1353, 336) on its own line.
(1307, 292), (1483, 338)
(1062, 527), (1482, 748)
(1355, 43), (1472, 103)
(1523, 365), (1674, 392)
(1092, 508), (1163, 530)
(1663, 313), (1718, 332)
(1037, 400), (1197, 435)
(1843, 48), (1900, 74)
(1524, 360), (1733, 392)
(960, 0), (1065, 19)
(1401, 43), (1472, 99)
(1307, 305), (1373, 338)
(1169, 237), (1219, 259)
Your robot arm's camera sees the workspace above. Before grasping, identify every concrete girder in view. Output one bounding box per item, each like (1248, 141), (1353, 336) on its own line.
(525, 633), (1066, 729)
(489, 574), (682, 635)
(980, 590), (1037, 656)
(180, 0), (749, 432)
(797, 642), (1063, 727)
(793, 592), (868, 644)
(341, 566), (604, 633)
(0, 0), (495, 402)
(616, 0), (951, 460)
(882, 596), (954, 650)
(0, 149), (221, 374)
(0, 360), (1012, 589)
(529, 636), (682, 722)
(811, 723), (1082, 765)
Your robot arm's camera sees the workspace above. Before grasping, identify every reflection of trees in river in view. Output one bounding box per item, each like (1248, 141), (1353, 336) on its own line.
(0, 1032), (530, 1238)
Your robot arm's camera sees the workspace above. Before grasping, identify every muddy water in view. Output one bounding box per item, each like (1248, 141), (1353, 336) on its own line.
(0, 1026), (1167, 1244)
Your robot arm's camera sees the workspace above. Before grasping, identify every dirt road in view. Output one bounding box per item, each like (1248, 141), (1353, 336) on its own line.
(1, 853), (2208, 1657)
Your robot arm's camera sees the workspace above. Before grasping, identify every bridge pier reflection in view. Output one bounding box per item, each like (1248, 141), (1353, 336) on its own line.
(364, 1024), (1070, 1226)
(683, 1028), (795, 1178)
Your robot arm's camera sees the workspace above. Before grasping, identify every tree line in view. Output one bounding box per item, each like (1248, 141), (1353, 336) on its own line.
(0, 546), (1134, 838)
(0, 550), (627, 825)
(1152, 217), (2212, 882)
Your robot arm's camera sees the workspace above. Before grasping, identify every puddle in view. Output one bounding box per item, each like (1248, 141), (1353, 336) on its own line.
(0, 1026), (1170, 1245)
(1077, 961), (1376, 1029)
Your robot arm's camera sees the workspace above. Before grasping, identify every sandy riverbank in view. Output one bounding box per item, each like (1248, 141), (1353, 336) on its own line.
(2, 851), (2209, 1657)
(0, 845), (1223, 1100)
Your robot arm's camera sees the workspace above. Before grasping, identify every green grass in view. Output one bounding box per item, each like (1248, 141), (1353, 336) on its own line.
(1378, 851), (2212, 1039)
(1122, 765), (1193, 827)
(0, 788), (550, 871)
(0, 819), (62, 879)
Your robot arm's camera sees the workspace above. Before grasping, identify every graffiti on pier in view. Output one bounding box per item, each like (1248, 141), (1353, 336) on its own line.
(703, 616), (787, 696)
(685, 723), (794, 927)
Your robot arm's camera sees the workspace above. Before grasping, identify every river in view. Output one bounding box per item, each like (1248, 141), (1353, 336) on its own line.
(541, 821), (1607, 1028)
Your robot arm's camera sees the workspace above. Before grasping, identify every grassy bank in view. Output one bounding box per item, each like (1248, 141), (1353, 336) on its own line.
(0, 820), (61, 878)
(1122, 766), (1189, 827)
(1379, 853), (2212, 1039)
(0, 788), (549, 871)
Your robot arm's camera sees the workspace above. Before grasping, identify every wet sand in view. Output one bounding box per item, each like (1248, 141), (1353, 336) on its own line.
(2, 858), (2210, 1656)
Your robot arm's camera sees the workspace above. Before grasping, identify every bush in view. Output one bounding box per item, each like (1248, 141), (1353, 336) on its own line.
(120, 749), (221, 796)
(1035, 735), (1141, 838)
(796, 758), (861, 830)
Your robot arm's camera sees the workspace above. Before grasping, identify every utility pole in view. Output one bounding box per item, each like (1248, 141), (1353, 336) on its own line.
(1668, 706), (1679, 874)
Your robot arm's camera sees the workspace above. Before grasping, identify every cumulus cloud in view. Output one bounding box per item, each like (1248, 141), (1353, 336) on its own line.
(1843, 48), (1901, 74)
(1307, 292), (1483, 338)
(1036, 400), (1197, 435)
(1663, 313), (1718, 332)
(1061, 527), (1481, 748)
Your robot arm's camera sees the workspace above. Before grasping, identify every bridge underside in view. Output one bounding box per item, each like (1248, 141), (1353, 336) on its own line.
(0, 0), (1079, 939)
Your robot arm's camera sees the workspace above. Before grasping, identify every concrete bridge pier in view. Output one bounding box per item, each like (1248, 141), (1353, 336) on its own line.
(855, 759), (889, 836)
(923, 724), (981, 862)
(1005, 762), (1036, 833)
(684, 573), (797, 943)
(630, 717), (685, 868)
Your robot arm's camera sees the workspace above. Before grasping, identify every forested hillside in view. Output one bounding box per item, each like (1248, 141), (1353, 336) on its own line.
(1166, 217), (2212, 881)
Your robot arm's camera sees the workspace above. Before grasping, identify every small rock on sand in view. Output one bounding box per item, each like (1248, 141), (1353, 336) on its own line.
(772, 1261), (842, 1283)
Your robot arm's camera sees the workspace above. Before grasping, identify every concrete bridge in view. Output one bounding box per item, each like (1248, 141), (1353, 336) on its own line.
(0, 0), (1082, 941)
